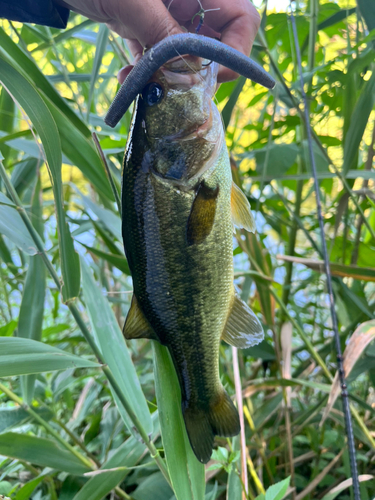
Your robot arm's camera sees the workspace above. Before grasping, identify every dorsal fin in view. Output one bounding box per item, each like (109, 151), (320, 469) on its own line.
(231, 182), (256, 233)
(186, 181), (219, 246)
(222, 292), (264, 348)
(123, 294), (159, 341)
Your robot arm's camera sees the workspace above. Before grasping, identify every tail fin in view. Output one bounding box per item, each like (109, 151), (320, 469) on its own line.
(183, 390), (240, 464)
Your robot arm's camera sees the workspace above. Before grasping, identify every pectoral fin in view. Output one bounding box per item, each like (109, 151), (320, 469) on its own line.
(186, 181), (219, 246)
(222, 292), (264, 348)
(231, 182), (256, 233)
(123, 294), (158, 341)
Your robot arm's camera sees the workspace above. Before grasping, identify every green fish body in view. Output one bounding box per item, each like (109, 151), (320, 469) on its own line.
(122, 57), (263, 463)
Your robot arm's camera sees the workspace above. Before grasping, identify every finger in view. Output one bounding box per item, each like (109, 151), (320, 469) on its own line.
(125, 38), (144, 61)
(111, 0), (184, 47)
(118, 65), (134, 84)
(194, 0), (261, 82)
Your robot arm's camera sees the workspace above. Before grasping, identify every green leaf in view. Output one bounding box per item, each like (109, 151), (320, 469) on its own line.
(343, 69), (375, 174)
(0, 59), (80, 302)
(11, 159), (38, 195)
(0, 407), (53, 433)
(31, 19), (95, 52)
(87, 24), (109, 119)
(222, 76), (246, 129)
(254, 144), (299, 177)
(15, 471), (51, 500)
(45, 98), (113, 201)
(78, 193), (121, 241)
(0, 192), (37, 255)
(255, 477), (290, 500)
(0, 26), (90, 137)
(0, 88), (15, 164)
(153, 343), (205, 500)
(0, 320), (17, 337)
(0, 481), (12, 496)
(72, 414), (160, 500)
(0, 337), (99, 376)
(318, 7), (357, 30)
(132, 472), (173, 500)
(0, 433), (91, 475)
(301, 140), (329, 172)
(80, 258), (152, 437)
(81, 244), (130, 274)
(357, 0), (375, 30)
(18, 178), (46, 403)
(226, 436), (242, 500)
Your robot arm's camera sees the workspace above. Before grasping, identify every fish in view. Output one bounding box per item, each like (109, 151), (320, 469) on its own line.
(121, 55), (264, 463)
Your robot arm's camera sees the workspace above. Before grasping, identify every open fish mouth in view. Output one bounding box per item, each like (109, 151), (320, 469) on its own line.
(104, 33), (275, 128)
(149, 56), (218, 142)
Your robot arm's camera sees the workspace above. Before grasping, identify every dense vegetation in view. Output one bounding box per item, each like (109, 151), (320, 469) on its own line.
(0, 0), (375, 499)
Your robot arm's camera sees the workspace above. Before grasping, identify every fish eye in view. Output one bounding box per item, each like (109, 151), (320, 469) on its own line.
(142, 82), (164, 106)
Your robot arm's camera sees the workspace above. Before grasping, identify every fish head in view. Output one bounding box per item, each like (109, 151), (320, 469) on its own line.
(137, 56), (223, 184)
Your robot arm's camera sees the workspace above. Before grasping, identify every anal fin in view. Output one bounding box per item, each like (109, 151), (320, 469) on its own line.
(222, 292), (264, 348)
(231, 182), (256, 233)
(123, 294), (158, 341)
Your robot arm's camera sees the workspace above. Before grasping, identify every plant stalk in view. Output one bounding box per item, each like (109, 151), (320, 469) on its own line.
(232, 347), (249, 499)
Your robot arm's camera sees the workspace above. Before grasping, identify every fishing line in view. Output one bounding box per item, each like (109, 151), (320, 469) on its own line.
(288, 3), (361, 498)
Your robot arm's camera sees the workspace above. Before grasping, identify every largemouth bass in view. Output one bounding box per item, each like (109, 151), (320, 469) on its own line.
(122, 56), (264, 463)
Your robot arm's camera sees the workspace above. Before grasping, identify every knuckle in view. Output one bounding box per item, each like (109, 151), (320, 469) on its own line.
(245, 3), (261, 30)
(149, 18), (180, 46)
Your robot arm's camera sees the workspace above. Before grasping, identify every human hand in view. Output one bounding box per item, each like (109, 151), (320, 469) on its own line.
(55, 0), (261, 82)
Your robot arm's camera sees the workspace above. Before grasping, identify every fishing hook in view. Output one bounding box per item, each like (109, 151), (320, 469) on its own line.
(105, 33), (276, 128)
(191, 1), (220, 34)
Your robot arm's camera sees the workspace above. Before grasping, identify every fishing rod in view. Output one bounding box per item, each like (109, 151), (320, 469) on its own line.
(288, 3), (361, 498)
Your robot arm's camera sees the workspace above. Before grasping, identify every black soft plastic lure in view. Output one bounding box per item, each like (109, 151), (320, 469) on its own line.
(105, 33), (275, 127)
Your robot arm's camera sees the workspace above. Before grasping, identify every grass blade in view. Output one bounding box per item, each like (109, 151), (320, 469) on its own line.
(73, 413), (159, 500)
(87, 25), (109, 119)
(0, 26), (90, 137)
(277, 254), (375, 282)
(343, 70), (375, 174)
(0, 337), (99, 376)
(321, 320), (375, 425)
(18, 178), (46, 403)
(0, 433), (91, 475)
(80, 258), (153, 437)
(0, 192), (37, 255)
(45, 98), (113, 201)
(153, 343), (205, 500)
(0, 59), (80, 302)
(322, 474), (374, 500)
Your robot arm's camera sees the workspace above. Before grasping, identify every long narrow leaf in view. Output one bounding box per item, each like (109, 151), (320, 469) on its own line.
(87, 24), (109, 119)
(18, 178), (46, 403)
(0, 337), (99, 376)
(0, 59), (80, 302)
(80, 258), (152, 437)
(0, 433), (91, 475)
(0, 27), (90, 137)
(343, 70), (375, 174)
(0, 192), (37, 255)
(153, 343), (205, 500)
